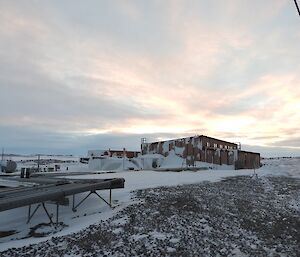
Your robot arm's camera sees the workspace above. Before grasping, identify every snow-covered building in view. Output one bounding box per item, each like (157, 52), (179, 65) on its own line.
(141, 135), (260, 169)
(87, 149), (140, 171)
(88, 149), (139, 159)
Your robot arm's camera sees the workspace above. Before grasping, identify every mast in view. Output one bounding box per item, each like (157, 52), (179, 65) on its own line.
(37, 154), (40, 172)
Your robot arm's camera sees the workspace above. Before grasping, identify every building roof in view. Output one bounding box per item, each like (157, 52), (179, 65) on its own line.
(143, 135), (238, 146)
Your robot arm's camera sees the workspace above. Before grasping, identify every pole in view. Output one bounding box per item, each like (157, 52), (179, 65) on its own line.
(123, 148), (125, 170)
(56, 203), (59, 225)
(123, 156), (125, 170)
(109, 189), (112, 206)
(294, 0), (300, 16)
(0, 148), (3, 172)
(37, 154), (40, 172)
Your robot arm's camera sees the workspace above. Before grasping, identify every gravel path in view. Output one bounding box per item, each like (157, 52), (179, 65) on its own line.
(1, 175), (299, 257)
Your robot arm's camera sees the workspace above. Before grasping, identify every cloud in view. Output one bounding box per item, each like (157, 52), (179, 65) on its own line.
(269, 137), (300, 148)
(0, 125), (195, 155)
(243, 144), (300, 158)
(0, 0), (299, 156)
(1, 123), (299, 158)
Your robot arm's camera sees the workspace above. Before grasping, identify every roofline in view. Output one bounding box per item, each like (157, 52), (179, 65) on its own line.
(238, 150), (260, 155)
(200, 135), (238, 146)
(142, 135), (238, 146)
(88, 149), (140, 153)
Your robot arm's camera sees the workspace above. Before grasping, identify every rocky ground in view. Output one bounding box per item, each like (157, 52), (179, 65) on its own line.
(1, 175), (299, 257)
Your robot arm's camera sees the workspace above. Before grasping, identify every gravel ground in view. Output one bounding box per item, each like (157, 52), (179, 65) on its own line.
(1, 175), (299, 257)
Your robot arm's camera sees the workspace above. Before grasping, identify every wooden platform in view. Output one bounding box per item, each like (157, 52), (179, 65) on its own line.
(0, 178), (125, 212)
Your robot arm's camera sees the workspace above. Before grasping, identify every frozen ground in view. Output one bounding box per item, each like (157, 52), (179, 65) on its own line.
(0, 157), (299, 256)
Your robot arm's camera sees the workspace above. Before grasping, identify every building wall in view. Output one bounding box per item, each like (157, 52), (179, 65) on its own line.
(236, 151), (260, 169)
(141, 135), (260, 169)
(201, 136), (238, 150)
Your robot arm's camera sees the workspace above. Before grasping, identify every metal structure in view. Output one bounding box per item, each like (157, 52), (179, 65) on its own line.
(1, 160), (17, 173)
(0, 176), (125, 225)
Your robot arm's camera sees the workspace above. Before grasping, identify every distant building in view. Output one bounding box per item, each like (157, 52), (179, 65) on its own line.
(141, 135), (260, 169)
(88, 149), (140, 159)
(87, 149), (140, 171)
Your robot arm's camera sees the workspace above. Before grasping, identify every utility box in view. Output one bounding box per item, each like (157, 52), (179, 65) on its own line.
(20, 168), (25, 178)
(25, 168), (31, 178)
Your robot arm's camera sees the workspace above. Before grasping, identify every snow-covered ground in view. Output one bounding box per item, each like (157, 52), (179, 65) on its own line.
(0, 157), (299, 254)
(1, 154), (85, 173)
(261, 157), (300, 177)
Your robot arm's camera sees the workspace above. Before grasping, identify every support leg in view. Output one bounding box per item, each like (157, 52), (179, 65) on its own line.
(72, 192), (93, 212)
(56, 203), (59, 225)
(94, 191), (111, 207)
(27, 204), (41, 224)
(109, 189), (112, 206)
(27, 204), (31, 223)
(72, 194), (75, 211)
(42, 203), (53, 224)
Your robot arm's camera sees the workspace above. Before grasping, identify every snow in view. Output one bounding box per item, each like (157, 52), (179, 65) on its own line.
(0, 154), (88, 176)
(5, 155), (79, 163)
(174, 146), (184, 155)
(0, 157), (299, 252)
(162, 141), (169, 154)
(87, 149), (235, 171)
(88, 157), (135, 171)
(260, 157), (300, 178)
(159, 150), (183, 168)
(0, 169), (255, 251)
(149, 231), (170, 240)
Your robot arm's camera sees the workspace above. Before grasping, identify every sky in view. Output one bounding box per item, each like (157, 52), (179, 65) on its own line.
(0, 0), (300, 157)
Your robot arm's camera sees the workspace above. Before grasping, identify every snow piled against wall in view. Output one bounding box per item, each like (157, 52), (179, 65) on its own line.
(162, 141), (169, 154)
(160, 150), (183, 168)
(175, 146), (184, 156)
(88, 150), (235, 171)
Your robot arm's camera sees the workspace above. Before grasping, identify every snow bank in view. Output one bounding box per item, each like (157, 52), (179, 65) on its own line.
(88, 150), (235, 171)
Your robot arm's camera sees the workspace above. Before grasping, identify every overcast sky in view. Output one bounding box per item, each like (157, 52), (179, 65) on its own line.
(0, 0), (299, 157)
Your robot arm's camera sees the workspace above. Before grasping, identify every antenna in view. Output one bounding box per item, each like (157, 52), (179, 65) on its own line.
(141, 138), (147, 153)
(0, 148), (3, 173)
(294, 0), (300, 16)
(37, 154), (40, 172)
(234, 142), (241, 150)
